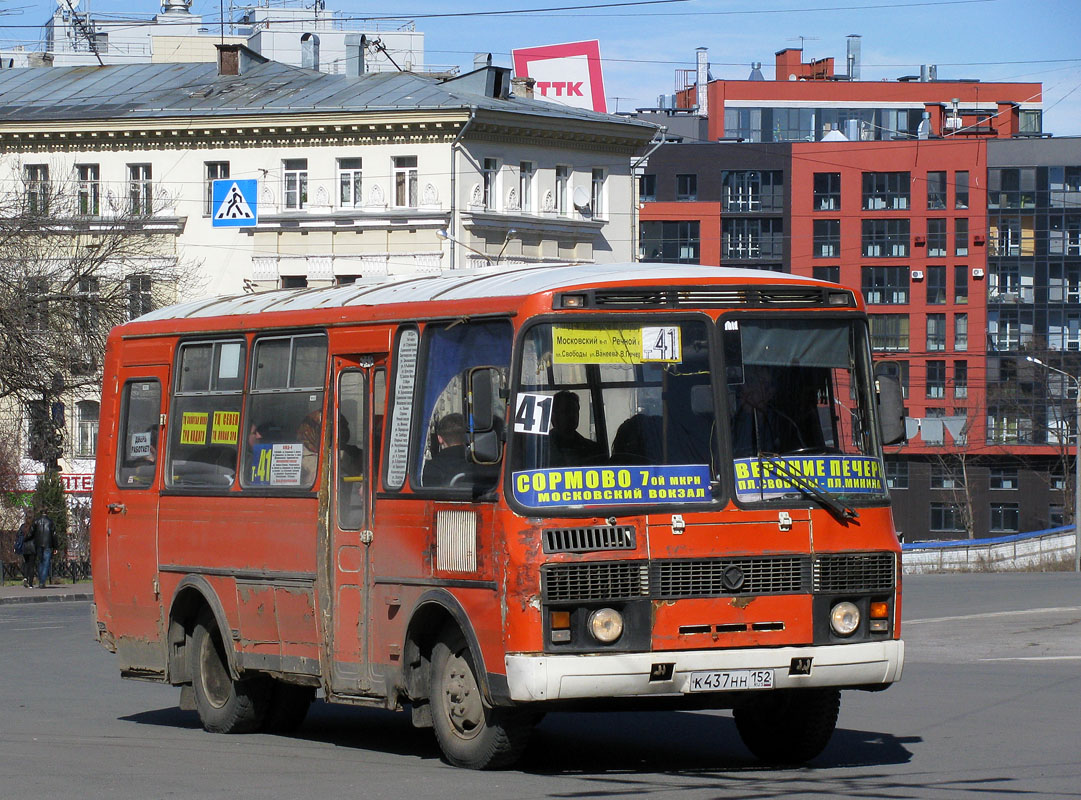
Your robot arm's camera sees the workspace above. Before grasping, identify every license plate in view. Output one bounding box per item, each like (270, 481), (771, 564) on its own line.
(687, 669), (774, 692)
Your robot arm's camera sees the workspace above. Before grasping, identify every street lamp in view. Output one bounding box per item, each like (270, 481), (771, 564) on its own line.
(1026, 355), (1081, 572)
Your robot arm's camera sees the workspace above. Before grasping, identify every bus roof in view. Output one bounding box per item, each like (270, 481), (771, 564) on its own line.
(135, 262), (839, 323)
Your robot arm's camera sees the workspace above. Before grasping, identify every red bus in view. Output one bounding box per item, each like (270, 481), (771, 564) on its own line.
(91, 263), (906, 769)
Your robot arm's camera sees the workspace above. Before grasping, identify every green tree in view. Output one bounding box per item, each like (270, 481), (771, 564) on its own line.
(31, 470), (68, 552)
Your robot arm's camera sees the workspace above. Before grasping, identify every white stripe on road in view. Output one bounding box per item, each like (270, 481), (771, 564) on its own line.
(905, 606), (1081, 625)
(980, 655), (1081, 662)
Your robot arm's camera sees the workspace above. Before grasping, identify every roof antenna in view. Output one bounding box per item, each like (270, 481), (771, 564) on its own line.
(64, 0), (104, 66)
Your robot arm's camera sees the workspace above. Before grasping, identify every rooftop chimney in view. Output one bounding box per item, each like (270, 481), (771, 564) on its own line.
(216, 43), (268, 77)
(345, 34), (366, 77)
(474, 52), (493, 70)
(846, 34), (861, 81)
(511, 75), (535, 99)
(748, 62), (765, 81)
(696, 47), (709, 116)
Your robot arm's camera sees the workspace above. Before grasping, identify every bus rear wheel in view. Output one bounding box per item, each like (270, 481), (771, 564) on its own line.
(191, 609), (268, 734)
(430, 628), (534, 769)
(733, 688), (840, 764)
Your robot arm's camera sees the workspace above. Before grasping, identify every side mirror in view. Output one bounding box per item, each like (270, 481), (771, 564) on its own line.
(875, 375), (906, 445)
(471, 430), (501, 465)
(466, 366), (496, 433)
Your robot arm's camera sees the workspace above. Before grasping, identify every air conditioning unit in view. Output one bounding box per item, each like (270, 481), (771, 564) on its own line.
(911, 270), (924, 280)
(972, 268), (985, 278)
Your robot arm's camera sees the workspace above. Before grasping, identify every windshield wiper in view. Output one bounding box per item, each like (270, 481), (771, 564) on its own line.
(756, 454), (859, 523)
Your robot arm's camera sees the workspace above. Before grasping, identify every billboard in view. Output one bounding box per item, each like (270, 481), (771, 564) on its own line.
(512, 40), (607, 113)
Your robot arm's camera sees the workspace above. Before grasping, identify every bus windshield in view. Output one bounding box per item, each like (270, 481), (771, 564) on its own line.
(509, 315), (886, 513)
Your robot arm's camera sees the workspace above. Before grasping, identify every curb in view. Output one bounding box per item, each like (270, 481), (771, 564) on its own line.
(0, 592), (93, 606)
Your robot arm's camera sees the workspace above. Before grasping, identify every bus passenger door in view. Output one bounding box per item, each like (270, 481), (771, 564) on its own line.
(105, 368), (169, 672)
(328, 357), (384, 696)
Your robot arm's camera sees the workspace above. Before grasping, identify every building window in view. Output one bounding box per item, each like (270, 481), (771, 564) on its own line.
(954, 313), (968, 351)
(393, 156), (418, 208)
(862, 266), (910, 305)
(519, 161), (535, 212)
(930, 503), (966, 532)
(930, 462), (963, 489)
(955, 171), (969, 209)
(869, 314), (910, 352)
(813, 172), (841, 210)
(954, 218), (968, 256)
(926, 218), (947, 257)
(76, 400), (99, 458)
(954, 360), (968, 398)
(927, 314), (946, 351)
(591, 168), (605, 218)
(723, 170), (783, 211)
(862, 219), (909, 257)
(281, 276), (308, 289)
(884, 458), (909, 489)
(813, 219), (840, 258)
(926, 265), (946, 304)
(926, 171), (947, 210)
(722, 218), (783, 259)
(283, 159), (308, 210)
(1019, 110), (1042, 134)
(862, 171), (910, 210)
(990, 503), (1020, 532)
(481, 158), (499, 211)
(639, 173), (656, 203)
(813, 266), (840, 283)
(555, 165), (570, 215)
(204, 161), (229, 216)
(639, 220), (700, 263)
(128, 163), (152, 216)
(128, 274), (152, 320)
(990, 467), (1018, 490)
(76, 163), (100, 217)
(989, 168), (1036, 210)
(338, 158), (362, 208)
(1050, 505), (1066, 527)
(25, 164), (49, 215)
(76, 276), (100, 337)
(954, 266), (969, 304)
(927, 360), (946, 399)
(26, 276), (49, 333)
(676, 173), (698, 202)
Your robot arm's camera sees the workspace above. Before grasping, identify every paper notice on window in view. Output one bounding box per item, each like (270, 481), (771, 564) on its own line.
(211, 411), (240, 445)
(180, 412), (208, 445)
(129, 431), (152, 459)
(553, 326), (682, 365)
(270, 443), (304, 486)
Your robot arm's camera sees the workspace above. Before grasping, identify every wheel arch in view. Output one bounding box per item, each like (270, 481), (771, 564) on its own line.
(167, 574), (239, 685)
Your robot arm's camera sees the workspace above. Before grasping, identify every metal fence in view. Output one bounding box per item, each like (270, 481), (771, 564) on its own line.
(1, 558), (92, 584)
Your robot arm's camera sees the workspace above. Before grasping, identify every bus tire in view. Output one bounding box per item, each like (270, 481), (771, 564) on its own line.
(191, 610), (268, 734)
(430, 627), (533, 770)
(733, 688), (840, 764)
(262, 681), (315, 733)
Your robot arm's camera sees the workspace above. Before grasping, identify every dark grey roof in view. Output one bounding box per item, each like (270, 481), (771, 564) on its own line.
(0, 60), (656, 134)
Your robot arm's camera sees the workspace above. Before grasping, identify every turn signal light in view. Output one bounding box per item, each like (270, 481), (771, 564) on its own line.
(870, 602), (889, 619)
(550, 610), (571, 629)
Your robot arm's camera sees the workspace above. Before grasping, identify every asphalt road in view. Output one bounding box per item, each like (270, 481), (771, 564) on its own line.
(2, 572), (1079, 799)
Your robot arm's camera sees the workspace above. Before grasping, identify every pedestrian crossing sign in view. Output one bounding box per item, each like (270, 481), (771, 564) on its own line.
(212, 179), (258, 227)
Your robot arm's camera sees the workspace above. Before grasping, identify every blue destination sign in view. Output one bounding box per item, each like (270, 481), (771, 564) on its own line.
(512, 464), (713, 508)
(734, 455), (885, 501)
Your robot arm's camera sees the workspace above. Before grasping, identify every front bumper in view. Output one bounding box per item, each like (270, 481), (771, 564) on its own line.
(505, 639), (904, 702)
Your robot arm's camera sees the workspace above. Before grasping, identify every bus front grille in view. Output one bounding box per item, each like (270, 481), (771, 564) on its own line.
(542, 562), (649, 602)
(652, 557), (810, 597)
(543, 526), (637, 554)
(812, 552), (896, 593)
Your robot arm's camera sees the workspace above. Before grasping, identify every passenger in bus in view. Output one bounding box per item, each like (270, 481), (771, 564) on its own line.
(548, 391), (605, 467)
(611, 413), (663, 464)
(296, 410), (322, 485)
(423, 413), (470, 486)
(730, 366), (812, 457)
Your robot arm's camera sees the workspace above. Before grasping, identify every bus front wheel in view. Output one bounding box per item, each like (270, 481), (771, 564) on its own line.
(191, 609), (268, 734)
(733, 688), (840, 764)
(430, 627), (533, 769)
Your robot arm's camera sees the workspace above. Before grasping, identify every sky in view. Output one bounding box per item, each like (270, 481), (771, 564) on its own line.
(1, 0), (1078, 135)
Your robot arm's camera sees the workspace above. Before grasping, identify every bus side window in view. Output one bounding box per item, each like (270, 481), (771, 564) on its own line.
(166, 340), (246, 490)
(337, 370), (366, 529)
(415, 320), (512, 494)
(242, 333), (328, 490)
(372, 368), (386, 487)
(116, 380), (162, 488)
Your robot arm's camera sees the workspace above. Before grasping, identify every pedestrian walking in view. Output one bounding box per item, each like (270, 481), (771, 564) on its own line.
(31, 508), (57, 589)
(15, 512), (36, 588)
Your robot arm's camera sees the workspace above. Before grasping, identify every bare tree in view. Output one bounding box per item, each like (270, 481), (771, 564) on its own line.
(0, 160), (201, 464)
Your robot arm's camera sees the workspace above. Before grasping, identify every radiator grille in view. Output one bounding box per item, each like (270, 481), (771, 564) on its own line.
(542, 562), (649, 602)
(588, 286), (837, 309)
(436, 510), (477, 572)
(543, 526), (636, 554)
(652, 556), (810, 598)
(813, 552), (896, 593)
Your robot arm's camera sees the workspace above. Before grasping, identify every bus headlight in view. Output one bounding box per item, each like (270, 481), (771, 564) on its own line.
(829, 601), (860, 636)
(588, 608), (624, 643)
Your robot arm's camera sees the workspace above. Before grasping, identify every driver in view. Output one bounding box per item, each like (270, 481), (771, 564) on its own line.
(423, 413), (471, 486)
